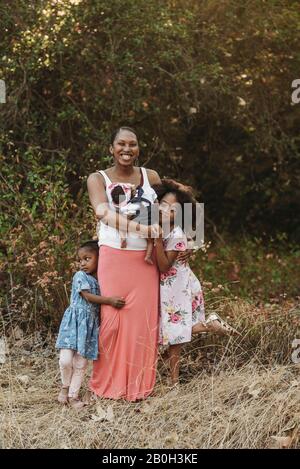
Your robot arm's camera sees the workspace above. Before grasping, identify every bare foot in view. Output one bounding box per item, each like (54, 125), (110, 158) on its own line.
(57, 387), (69, 404)
(68, 397), (85, 410)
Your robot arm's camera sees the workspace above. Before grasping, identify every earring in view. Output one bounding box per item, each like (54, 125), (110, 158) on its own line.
(135, 157), (140, 167)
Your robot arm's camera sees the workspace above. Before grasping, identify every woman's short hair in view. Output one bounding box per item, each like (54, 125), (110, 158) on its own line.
(110, 126), (138, 145)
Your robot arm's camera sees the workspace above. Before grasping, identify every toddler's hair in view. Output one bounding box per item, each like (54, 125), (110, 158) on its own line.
(111, 185), (127, 205)
(79, 240), (99, 255)
(152, 178), (197, 234)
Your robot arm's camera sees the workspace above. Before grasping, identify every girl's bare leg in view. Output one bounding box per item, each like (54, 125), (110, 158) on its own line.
(169, 344), (182, 385)
(58, 349), (74, 403)
(159, 348), (169, 362)
(68, 353), (88, 409)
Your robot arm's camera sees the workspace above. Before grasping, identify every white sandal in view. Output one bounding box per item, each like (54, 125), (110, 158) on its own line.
(205, 313), (240, 336)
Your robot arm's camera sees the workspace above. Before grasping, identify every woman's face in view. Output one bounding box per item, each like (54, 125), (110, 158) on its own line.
(110, 130), (139, 166)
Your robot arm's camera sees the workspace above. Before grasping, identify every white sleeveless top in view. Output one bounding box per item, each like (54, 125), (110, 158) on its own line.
(97, 167), (157, 250)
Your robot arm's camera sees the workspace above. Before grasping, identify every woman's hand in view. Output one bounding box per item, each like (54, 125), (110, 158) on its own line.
(95, 202), (109, 220)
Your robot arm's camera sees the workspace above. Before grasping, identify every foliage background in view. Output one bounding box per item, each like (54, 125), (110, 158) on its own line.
(0, 0), (300, 330)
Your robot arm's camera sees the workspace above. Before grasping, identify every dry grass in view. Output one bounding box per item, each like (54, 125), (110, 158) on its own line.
(1, 299), (300, 449)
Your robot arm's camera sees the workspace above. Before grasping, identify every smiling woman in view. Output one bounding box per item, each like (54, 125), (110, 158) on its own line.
(110, 126), (140, 164)
(87, 127), (162, 401)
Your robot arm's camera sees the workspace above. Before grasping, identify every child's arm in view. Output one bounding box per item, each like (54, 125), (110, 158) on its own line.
(155, 238), (179, 273)
(80, 291), (125, 309)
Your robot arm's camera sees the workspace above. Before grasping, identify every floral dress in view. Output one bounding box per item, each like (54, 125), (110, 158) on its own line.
(56, 271), (100, 360)
(159, 226), (205, 345)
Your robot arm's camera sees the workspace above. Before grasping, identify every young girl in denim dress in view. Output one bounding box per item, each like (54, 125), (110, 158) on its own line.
(56, 240), (125, 408)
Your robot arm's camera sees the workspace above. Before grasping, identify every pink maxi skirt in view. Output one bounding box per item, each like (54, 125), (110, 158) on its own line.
(89, 246), (159, 401)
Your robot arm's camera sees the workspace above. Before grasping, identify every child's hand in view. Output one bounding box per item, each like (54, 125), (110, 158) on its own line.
(148, 224), (162, 238)
(177, 249), (193, 264)
(139, 224), (156, 238)
(109, 297), (126, 308)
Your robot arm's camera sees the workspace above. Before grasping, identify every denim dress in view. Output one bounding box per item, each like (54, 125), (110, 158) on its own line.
(56, 271), (100, 360)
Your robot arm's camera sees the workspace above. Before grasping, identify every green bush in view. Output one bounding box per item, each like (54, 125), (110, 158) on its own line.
(1, 0), (300, 329)
(1, 0), (300, 236)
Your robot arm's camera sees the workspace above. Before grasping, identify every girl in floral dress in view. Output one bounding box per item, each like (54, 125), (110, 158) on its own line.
(154, 179), (236, 387)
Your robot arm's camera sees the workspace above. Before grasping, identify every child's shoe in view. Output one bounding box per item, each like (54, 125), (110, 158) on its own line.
(206, 313), (240, 336)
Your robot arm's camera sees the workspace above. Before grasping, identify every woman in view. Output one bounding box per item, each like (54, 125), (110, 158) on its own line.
(87, 127), (162, 401)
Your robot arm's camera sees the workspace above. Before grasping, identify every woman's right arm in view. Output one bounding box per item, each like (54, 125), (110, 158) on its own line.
(87, 173), (157, 237)
(87, 172), (109, 218)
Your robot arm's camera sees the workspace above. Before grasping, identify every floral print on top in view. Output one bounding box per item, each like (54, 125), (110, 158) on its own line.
(159, 226), (205, 345)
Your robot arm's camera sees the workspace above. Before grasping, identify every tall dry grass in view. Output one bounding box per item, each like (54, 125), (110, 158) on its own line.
(0, 299), (299, 449)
